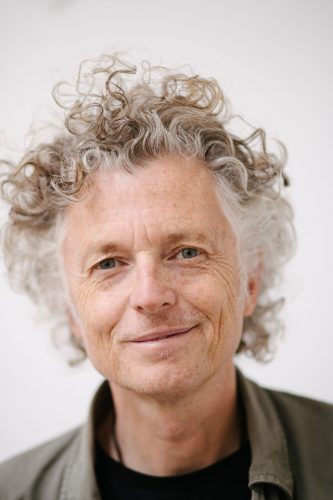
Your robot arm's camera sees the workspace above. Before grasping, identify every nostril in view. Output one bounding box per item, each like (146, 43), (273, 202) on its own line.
(135, 299), (173, 314)
(131, 290), (176, 314)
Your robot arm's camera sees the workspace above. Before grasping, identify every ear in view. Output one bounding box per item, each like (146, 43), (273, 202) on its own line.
(243, 264), (262, 317)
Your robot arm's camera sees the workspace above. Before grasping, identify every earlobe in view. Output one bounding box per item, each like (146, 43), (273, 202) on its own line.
(243, 266), (262, 317)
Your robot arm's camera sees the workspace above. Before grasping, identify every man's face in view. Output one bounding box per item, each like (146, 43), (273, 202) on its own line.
(62, 157), (257, 400)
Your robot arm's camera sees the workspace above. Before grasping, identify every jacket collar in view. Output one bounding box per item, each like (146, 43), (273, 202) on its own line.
(64, 381), (111, 500)
(237, 370), (293, 498)
(65, 371), (294, 499)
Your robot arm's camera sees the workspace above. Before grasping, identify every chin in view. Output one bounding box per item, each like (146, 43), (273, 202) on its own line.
(111, 358), (215, 403)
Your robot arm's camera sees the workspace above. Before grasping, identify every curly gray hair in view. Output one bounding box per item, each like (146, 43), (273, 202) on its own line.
(0, 54), (295, 365)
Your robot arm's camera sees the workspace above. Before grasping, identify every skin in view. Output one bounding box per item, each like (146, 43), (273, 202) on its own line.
(62, 156), (260, 475)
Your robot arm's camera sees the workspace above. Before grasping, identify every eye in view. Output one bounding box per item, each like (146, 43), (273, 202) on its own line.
(98, 258), (118, 270)
(176, 247), (200, 259)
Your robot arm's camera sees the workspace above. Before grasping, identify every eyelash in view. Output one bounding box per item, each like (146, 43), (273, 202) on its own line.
(173, 247), (201, 260)
(94, 247), (202, 272)
(97, 257), (122, 270)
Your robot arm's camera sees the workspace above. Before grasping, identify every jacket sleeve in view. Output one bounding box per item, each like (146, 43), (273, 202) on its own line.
(0, 427), (81, 500)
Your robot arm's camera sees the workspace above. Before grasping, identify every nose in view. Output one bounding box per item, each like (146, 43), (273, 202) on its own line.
(129, 261), (176, 314)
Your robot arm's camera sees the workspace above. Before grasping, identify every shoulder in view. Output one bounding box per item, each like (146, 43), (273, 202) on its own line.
(266, 387), (333, 442)
(0, 426), (82, 500)
(240, 371), (333, 442)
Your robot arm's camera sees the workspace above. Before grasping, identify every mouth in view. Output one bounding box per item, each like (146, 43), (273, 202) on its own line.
(131, 326), (196, 343)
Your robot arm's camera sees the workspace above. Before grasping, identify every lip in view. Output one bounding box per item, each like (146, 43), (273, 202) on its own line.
(131, 326), (195, 343)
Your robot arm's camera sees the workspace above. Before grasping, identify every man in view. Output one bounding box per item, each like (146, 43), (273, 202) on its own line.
(0, 55), (332, 500)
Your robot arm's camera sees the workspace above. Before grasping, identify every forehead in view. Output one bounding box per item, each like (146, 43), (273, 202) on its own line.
(74, 157), (218, 208)
(64, 156), (231, 243)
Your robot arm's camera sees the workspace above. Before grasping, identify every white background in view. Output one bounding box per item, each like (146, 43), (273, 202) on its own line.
(0, 0), (332, 462)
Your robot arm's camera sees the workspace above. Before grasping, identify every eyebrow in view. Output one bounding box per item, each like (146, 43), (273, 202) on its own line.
(81, 242), (123, 268)
(81, 231), (212, 268)
(164, 231), (209, 245)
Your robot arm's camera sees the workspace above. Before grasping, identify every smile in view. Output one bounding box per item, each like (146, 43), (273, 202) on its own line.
(131, 326), (196, 343)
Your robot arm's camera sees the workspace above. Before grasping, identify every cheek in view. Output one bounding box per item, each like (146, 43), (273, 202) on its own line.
(184, 270), (244, 354)
(73, 278), (128, 346)
(184, 267), (241, 318)
(74, 288), (126, 379)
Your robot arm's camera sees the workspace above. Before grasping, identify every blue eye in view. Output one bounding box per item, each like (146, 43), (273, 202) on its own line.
(99, 258), (117, 270)
(179, 248), (199, 259)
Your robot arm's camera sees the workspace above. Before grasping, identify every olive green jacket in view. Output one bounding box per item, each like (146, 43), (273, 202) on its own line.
(1, 371), (332, 500)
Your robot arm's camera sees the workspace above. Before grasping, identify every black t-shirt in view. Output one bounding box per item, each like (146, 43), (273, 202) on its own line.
(95, 440), (252, 500)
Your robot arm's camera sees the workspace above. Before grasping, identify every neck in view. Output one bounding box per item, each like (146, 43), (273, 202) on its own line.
(99, 364), (243, 476)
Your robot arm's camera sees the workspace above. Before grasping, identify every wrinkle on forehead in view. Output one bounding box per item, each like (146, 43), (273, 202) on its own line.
(63, 157), (237, 264)
(73, 157), (217, 209)
(67, 160), (224, 224)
